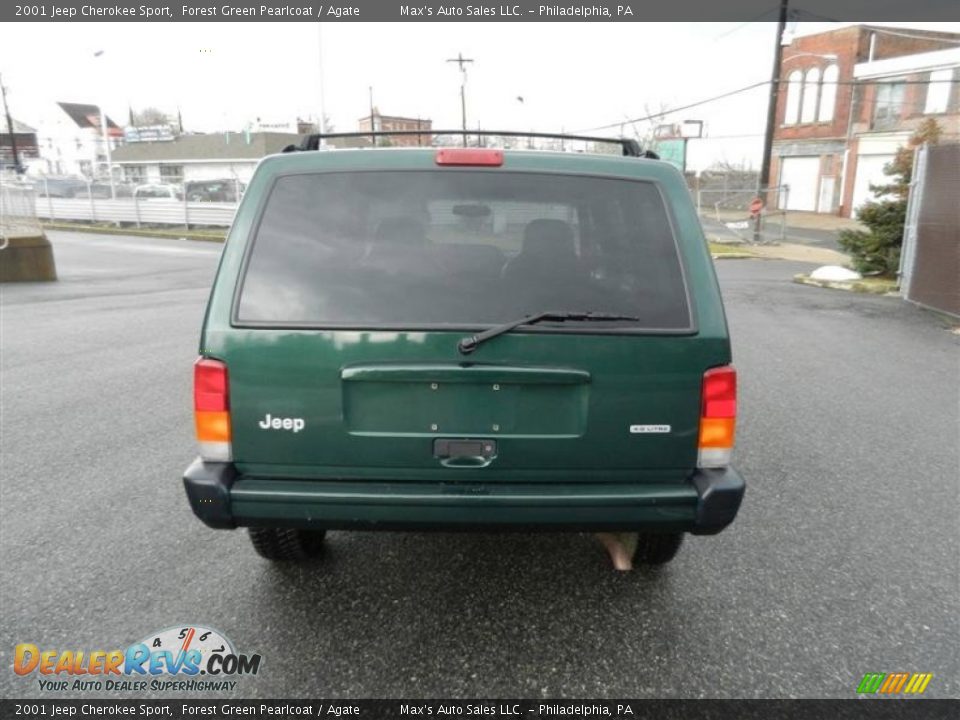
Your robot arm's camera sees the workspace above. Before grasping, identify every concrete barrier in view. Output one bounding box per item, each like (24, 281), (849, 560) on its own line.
(0, 233), (58, 282)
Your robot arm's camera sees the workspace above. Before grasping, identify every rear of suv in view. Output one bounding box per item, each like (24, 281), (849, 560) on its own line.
(183, 134), (745, 566)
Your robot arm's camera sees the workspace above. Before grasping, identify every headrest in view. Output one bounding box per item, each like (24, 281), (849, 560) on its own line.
(523, 219), (575, 255)
(374, 217), (427, 245)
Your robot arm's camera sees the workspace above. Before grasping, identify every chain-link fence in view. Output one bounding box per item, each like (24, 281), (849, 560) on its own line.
(0, 176), (43, 248)
(12, 165), (794, 243)
(16, 175), (242, 229)
(691, 180), (790, 245)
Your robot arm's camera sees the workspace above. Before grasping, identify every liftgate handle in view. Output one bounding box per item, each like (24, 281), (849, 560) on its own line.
(433, 439), (497, 468)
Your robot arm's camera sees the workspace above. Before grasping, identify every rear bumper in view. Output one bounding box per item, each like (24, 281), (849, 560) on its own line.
(182, 459), (744, 534)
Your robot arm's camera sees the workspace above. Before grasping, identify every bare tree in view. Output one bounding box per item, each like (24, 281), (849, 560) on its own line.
(131, 107), (171, 127)
(619, 101), (673, 150)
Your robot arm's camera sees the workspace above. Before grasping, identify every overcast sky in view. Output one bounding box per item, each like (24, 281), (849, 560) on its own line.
(2, 21), (958, 170)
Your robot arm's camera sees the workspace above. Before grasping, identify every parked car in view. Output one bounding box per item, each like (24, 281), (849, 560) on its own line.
(183, 134), (745, 567)
(34, 176), (88, 198)
(185, 179), (245, 202)
(88, 182), (135, 199)
(134, 183), (183, 201)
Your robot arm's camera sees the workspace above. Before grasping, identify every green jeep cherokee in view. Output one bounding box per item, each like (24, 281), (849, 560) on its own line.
(183, 132), (744, 566)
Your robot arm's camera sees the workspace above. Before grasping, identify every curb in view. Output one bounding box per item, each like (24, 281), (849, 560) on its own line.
(793, 274), (899, 295)
(42, 222), (226, 243)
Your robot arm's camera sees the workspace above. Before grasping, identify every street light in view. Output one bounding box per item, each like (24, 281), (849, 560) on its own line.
(92, 49), (116, 200)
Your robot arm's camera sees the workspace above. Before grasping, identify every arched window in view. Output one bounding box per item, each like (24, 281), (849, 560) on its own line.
(801, 68), (821, 123)
(818, 65), (839, 122)
(784, 70), (803, 125)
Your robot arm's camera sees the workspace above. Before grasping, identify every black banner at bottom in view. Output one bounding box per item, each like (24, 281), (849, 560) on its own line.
(3, 699), (959, 720)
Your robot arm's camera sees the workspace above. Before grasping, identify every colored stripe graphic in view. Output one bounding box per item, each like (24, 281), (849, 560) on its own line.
(905, 673), (933, 694)
(857, 673), (886, 694)
(857, 672), (932, 694)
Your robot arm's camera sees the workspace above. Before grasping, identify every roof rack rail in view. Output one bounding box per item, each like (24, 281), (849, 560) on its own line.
(282, 130), (659, 159)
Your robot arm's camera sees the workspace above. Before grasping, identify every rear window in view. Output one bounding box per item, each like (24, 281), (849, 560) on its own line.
(236, 171), (690, 330)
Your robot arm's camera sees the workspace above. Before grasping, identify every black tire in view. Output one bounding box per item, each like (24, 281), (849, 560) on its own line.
(247, 527), (327, 561)
(633, 532), (684, 565)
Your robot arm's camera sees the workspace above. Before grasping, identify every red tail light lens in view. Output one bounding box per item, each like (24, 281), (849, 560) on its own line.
(698, 366), (737, 468)
(194, 357), (232, 461)
(195, 358), (229, 412)
(702, 366), (736, 418)
(435, 148), (504, 166)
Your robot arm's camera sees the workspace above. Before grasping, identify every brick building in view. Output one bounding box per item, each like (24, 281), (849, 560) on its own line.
(358, 108), (432, 146)
(770, 25), (960, 217)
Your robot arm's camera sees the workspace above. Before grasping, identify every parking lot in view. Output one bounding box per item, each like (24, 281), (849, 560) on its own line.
(1, 231), (957, 698)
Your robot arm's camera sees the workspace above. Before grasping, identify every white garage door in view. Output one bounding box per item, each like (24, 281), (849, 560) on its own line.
(779, 157), (820, 211)
(851, 154), (895, 217)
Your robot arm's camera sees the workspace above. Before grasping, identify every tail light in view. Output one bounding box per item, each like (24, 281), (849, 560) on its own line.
(194, 357), (232, 462)
(435, 148), (504, 166)
(698, 366), (736, 468)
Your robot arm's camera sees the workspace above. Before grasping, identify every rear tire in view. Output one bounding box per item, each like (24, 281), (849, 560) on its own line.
(633, 532), (683, 565)
(247, 527), (327, 561)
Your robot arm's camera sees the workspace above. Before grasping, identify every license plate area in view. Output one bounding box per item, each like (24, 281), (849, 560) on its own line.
(341, 364), (590, 438)
(434, 438), (498, 460)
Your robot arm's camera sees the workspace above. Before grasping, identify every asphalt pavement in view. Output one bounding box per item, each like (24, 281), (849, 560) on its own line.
(1, 231), (957, 699)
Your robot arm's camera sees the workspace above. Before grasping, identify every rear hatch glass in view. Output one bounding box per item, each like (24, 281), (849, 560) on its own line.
(236, 171), (691, 330)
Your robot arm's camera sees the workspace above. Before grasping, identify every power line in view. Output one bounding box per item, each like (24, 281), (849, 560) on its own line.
(712, 8), (780, 41)
(574, 76), (958, 134)
(574, 81), (770, 133)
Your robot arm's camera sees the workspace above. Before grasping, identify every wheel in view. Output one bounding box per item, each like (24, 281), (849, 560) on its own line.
(247, 527), (327, 561)
(632, 532), (684, 565)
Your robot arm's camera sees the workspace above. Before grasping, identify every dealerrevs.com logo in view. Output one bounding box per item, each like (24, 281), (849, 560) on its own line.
(13, 626), (262, 693)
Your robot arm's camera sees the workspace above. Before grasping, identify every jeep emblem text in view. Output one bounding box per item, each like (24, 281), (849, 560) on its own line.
(259, 414), (305, 433)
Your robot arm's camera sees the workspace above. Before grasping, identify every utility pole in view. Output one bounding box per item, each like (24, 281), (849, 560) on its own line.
(368, 86), (376, 147)
(316, 24), (327, 146)
(92, 50), (116, 199)
(754, 0), (789, 244)
(446, 52), (474, 147)
(1, 74), (23, 175)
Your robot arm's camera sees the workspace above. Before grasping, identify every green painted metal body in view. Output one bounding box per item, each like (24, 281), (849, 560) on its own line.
(198, 147), (732, 528)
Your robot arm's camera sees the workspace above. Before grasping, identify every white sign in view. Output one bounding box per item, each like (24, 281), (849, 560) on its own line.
(629, 425), (671, 434)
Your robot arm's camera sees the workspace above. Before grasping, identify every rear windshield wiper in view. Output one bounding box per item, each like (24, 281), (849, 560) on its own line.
(457, 311), (640, 355)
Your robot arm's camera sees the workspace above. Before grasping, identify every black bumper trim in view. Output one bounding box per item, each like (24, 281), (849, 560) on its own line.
(183, 459), (745, 534)
(182, 458), (237, 529)
(690, 466), (746, 535)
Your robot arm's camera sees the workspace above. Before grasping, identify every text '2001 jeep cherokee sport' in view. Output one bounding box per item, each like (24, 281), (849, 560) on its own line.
(183, 134), (745, 567)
